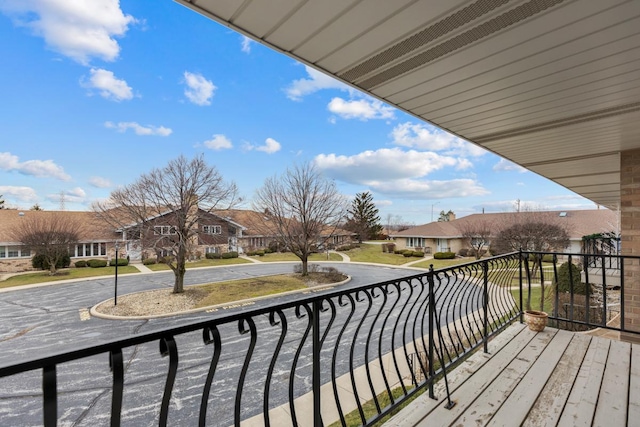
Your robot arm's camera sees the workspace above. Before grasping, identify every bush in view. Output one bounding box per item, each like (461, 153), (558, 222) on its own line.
(458, 248), (469, 257)
(256, 250), (265, 256)
(87, 259), (108, 268)
(228, 251), (239, 258)
(394, 249), (404, 254)
(74, 260), (87, 268)
(221, 252), (234, 259)
(412, 251), (424, 257)
(205, 252), (223, 259)
(403, 250), (413, 257)
(109, 258), (129, 267)
(142, 258), (157, 265)
(32, 252), (71, 270)
(434, 251), (456, 259)
(555, 262), (590, 295)
(159, 256), (174, 264)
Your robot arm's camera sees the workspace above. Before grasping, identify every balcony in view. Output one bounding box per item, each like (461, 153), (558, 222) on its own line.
(0, 251), (635, 426)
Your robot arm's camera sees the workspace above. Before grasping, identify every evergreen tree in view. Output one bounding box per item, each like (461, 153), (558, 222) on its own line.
(346, 192), (382, 243)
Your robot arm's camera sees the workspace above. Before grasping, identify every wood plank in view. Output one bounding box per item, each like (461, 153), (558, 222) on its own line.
(628, 344), (640, 425)
(386, 323), (528, 427)
(451, 329), (558, 426)
(558, 336), (611, 427)
(593, 339), (631, 426)
(522, 333), (591, 427)
(487, 329), (575, 427)
(419, 328), (557, 426)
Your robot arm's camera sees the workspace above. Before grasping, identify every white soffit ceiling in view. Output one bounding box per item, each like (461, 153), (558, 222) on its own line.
(176, 0), (640, 210)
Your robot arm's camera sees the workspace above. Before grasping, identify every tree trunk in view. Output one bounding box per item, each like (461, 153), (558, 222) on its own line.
(301, 256), (308, 276)
(173, 264), (185, 293)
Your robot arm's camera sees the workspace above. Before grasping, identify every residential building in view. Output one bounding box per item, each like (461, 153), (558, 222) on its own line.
(391, 209), (618, 255)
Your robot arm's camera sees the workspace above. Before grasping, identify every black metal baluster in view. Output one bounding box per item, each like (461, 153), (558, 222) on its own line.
(43, 364), (57, 427)
(235, 318), (257, 427)
(348, 290), (370, 425)
(396, 280), (418, 388)
(199, 325), (221, 427)
(289, 304), (312, 427)
(363, 287), (383, 415)
(483, 261), (489, 353)
(601, 255), (608, 326)
(376, 284), (396, 405)
(159, 336), (178, 427)
(331, 294), (356, 426)
(264, 310), (287, 427)
(109, 349), (124, 427)
(389, 282), (409, 396)
(312, 300), (322, 427)
(407, 278), (428, 382)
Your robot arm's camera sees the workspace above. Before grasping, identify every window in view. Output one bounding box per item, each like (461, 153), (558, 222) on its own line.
(74, 242), (107, 257)
(0, 247), (5, 258)
(407, 237), (425, 248)
(205, 247), (219, 254)
(7, 248), (20, 258)
(154, 225), (177, 235)
(203, 225), (222, 235)
(250, 237), (265, 247)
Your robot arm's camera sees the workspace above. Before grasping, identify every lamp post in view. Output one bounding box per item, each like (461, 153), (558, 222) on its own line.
(114, 241), (119, 306)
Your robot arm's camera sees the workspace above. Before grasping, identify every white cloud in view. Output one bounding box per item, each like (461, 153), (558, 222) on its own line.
(0, 185), (38, 202)
(203, 134), (233, 150)
(314, 148), (465, 183)
(89, 176), (111, 188)
(0, 0), (136, 64)
(81, 68), (133, 101)
(183, 71), (216, 106)
(493, 158), (528, 173)
(240, 35), (252, 53)
(391, 122), (487, 157)
(366, 178), (489, 199)
(0, 152), (70, 180)
(105, 121), (172, 136)
(244, 137), (282, 154)
(327, 97), (395, 121)
(285, 65), (350, 101)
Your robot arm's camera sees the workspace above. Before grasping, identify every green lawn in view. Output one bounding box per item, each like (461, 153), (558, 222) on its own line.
(145, 257), (252, 271)
(342, 243), (422, 265)
(410, 257), (476, 270)
(511, 286), (554, 314)
(250, 252), (343, 262)
(0, 266), (140, 289)
(194, 274), (309, 307)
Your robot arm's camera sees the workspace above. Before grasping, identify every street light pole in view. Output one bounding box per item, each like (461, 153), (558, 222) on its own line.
(431, 202), (440, 222)
(114, 241), (119, 306)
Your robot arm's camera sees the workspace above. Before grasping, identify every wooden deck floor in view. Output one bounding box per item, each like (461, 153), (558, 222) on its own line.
(385, 323), (640, 427)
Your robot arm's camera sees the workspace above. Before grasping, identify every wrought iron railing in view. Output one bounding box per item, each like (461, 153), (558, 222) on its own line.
(521, 251), (640, 334)
(0, 252), (558, 427)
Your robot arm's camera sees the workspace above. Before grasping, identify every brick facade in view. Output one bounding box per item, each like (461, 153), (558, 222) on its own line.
(621, 148), (640, 333)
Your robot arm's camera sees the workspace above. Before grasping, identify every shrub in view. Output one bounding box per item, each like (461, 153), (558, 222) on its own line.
(434, 252), (456, 259)
(256, 250), (265, 256)
(228, 251), (239, 258)
(245, 251), (256, 256)
(205, 252), (223, 259)
(159, 256), (174, 264)
(394, 249), (404, 255)
(403, 250), (413, 257)
(74, 260), (87, 268)
(458, 248), (469, 257)
(142, 258), (157, 265)
(555, 262), (590, 295)
(109, 258), (129, 267)
(412, 251), (424, 257)
(87, 259), (108, 268)
(221, 252), (234, 259)
(264, 248), (273, 254)
(32, 252), (71, 270)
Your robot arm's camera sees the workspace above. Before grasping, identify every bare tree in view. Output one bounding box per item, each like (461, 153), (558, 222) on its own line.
(253, 163), (347, 275)
(492, 211), (570, 254)
(11, 212), (81, 275)
(93, 155), (239, 293)
(457, 219), (494, 259)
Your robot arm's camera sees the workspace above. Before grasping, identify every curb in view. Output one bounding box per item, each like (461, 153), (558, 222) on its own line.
(89, 275), (352, 320)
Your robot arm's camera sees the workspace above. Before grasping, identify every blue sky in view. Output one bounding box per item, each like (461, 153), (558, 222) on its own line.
(0, 0), (597, 224)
